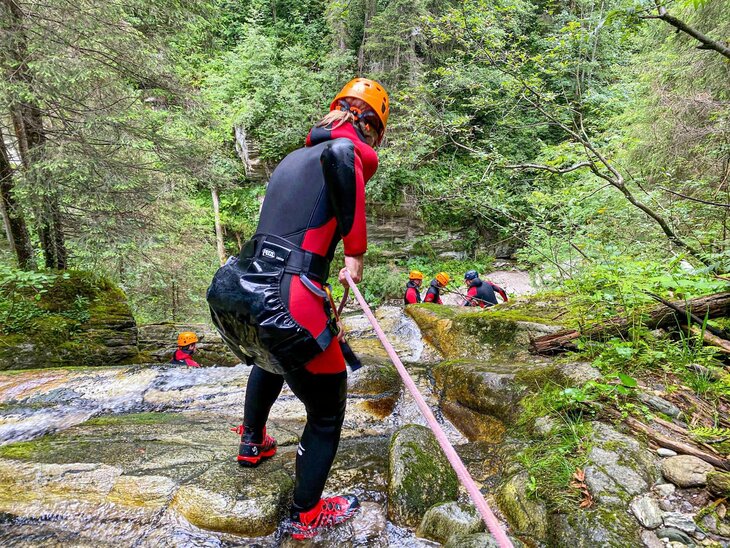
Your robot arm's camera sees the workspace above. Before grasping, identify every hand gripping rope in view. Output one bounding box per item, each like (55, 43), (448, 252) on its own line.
(344, 271), (514, 548)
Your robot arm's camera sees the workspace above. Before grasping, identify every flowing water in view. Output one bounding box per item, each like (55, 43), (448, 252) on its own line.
(0, 308), (476, 547)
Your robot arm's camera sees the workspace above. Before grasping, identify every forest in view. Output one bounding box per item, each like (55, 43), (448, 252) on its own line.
(0, 0), (729, 546)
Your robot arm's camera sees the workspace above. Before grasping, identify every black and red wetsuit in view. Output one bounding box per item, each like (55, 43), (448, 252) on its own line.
(424, 280), (443, 304)
(232, 121), (379, 515)
(170, 348), (200, 367)
(404, 281), (422, 305)
(463, 278), (508, 308)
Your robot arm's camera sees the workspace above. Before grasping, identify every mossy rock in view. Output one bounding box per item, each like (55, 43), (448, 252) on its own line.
(433, 359), (555, 424)
(0, 270), (139, 369)
(416, 501), (485, 544)
(549, 505), (641, 547)
(406, 304), (564, 360)
(496, 472), (548, 543)
(388, 424), (459, 527)
(707, 471), (730, 498)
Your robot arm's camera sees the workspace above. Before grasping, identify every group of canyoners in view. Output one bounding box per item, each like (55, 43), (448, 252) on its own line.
(169, 78), (511, 539)
(403, 269), (508, 307)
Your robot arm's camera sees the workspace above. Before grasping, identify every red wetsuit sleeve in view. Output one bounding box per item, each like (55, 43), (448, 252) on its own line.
(405, 287), (418, 304)
(491, 283), (508, 302)
(184, 357), (200, 367)
(344, 150), (367, 256)
(424, 291), (435, 303)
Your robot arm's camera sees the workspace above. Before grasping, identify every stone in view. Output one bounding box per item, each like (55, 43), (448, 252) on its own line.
(656, 527), (694, 544)
(549, 506), (641, 547)
(533, 415), (557, 436)
(433, 359), (555, 424)
(630, 494), (663, 529)
(416, 502), (485, 544)
(555, 361), (601, 385)
(107, 474), (177, 509)
(661, 455), (715, 488)
(444, 533), (526, 547)
(440, 401), (506, 443)
(583, 423), (659, 505)
(387, 425), (459, 527)
(707, 471), (730, 498)
(496, 472), (548, 543)
(641, 529), (664, 548)
(637, 393), (682, 418)
(654, 483), (676, 497)
(662, 512), (697, 533)
(658, 448), (678, 457)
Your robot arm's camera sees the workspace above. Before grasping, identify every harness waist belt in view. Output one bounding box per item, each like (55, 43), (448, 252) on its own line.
(240, 233), (330, 283)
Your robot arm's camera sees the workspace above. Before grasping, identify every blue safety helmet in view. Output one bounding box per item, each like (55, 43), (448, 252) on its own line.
(464, 270), (479, 281)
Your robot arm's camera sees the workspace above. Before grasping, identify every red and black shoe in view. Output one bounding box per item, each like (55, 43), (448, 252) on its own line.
(234, 425), (277, 467)
(287, 495), (360, 540)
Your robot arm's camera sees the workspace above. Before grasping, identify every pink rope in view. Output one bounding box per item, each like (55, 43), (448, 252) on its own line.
(344, 272), (513, 548)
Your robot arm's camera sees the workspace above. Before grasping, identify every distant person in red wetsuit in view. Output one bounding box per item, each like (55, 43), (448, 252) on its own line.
(207, 78), (389, 539)
(404, 270), (424, 304)
(462, 270), (508, 307)
(424, 272), (450, 304)
(170, 331), (200, 367)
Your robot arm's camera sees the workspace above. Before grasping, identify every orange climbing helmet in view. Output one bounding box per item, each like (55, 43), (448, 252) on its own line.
(331, 78), (389, 142)
(409, 270), (424, 281)
(436, 272), (450, 286)
(177, 331), (198, 347)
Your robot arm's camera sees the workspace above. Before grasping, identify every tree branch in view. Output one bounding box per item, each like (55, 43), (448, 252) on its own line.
(645, 3), (730, 60)
(658, 186), (730, 208)
(503, 161), (591, 174)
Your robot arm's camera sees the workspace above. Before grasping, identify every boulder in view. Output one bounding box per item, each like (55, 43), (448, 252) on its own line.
(137, 323), (238, 366)
(583, 423), (659, 505)
(549, 506), (642, 547)
(433, 359), (555, 424)
(387, 425), (459, 527)
(444, 533), (526, 547)
(707, 471), (730, 498)
(496, 472), (548, 543)
(416, 501), (485, 544)
(630, 494), (663, 529)
(0, 271), (139, 369)
(661, 511), (696, 533)
(661, 455), (714, 488)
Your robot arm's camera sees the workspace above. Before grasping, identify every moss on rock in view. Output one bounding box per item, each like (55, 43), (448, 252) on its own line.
(388, 425), (459, 527)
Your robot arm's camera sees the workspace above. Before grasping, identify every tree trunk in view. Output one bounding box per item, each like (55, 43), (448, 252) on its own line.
(211, 185), (226, 265)
(531, 291), (730, 354)
(0, 129), (34, 269)
(3, 0), (66, 270)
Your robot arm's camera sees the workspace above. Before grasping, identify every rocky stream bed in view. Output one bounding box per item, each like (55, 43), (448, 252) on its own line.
(0, 302), (728, 547)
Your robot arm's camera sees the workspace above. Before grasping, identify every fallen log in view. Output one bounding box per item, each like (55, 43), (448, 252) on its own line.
(605, 410), (730, 471)
(531, 291), (730, 354)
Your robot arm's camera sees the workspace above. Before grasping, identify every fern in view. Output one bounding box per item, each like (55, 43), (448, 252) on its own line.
(689, 426), (730, 443)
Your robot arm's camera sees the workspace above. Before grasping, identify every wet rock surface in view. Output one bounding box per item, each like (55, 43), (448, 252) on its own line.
(388, 424), (459, 527)
(416, 501), (485, 544)
(496, 472), (548, 543)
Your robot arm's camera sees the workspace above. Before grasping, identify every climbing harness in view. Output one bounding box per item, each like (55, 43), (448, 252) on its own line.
(343, 271), (514, 548)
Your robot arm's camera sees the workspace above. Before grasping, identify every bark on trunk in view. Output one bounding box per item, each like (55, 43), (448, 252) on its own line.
(0, 128), (34, 269)
(211, 185), (226, 266)
(531, 292), (730, 354)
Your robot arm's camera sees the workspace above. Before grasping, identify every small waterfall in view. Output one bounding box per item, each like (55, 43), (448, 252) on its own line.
(234, 125), (268, 181)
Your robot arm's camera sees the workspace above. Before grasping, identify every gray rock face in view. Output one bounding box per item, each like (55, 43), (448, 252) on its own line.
(637, 392), (681, 418)
(707, 471), (730, 497)
(640, 529), (664, 548)
(662, 512), (696, 533)
(388, 425), (459, 527)
(137, 323), (238, 366)
(555, 361), (601, 385)
(549, 506), (641, 547)
(656, 527), (694, 544)
(630, 494), (663, 529)
(416, 502), (485, 544)
(661, 455), (714, 488)
(657, 448), (678, 457)
(654, 483), (676, 497)
(444, 533), (526, 547)
(583, 423), (659, 505)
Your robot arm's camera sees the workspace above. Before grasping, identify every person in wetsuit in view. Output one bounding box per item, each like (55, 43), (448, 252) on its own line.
(462, 270), (508, 307)
(207, 78), (388, 539)
(170, 331), (200, 367)
(404, 270), (424, 304)
(424, 272), (450, 304)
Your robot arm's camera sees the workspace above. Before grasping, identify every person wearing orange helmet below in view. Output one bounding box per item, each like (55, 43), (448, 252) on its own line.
(424, 272), (450, 304)
(207, 78), (388, 539)
(170, 331), (200, 367)
(403, 270), (424, 304)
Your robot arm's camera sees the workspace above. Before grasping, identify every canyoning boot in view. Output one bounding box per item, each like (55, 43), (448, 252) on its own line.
(288, 495), (360, 539)
(235, 425), (277, 467)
